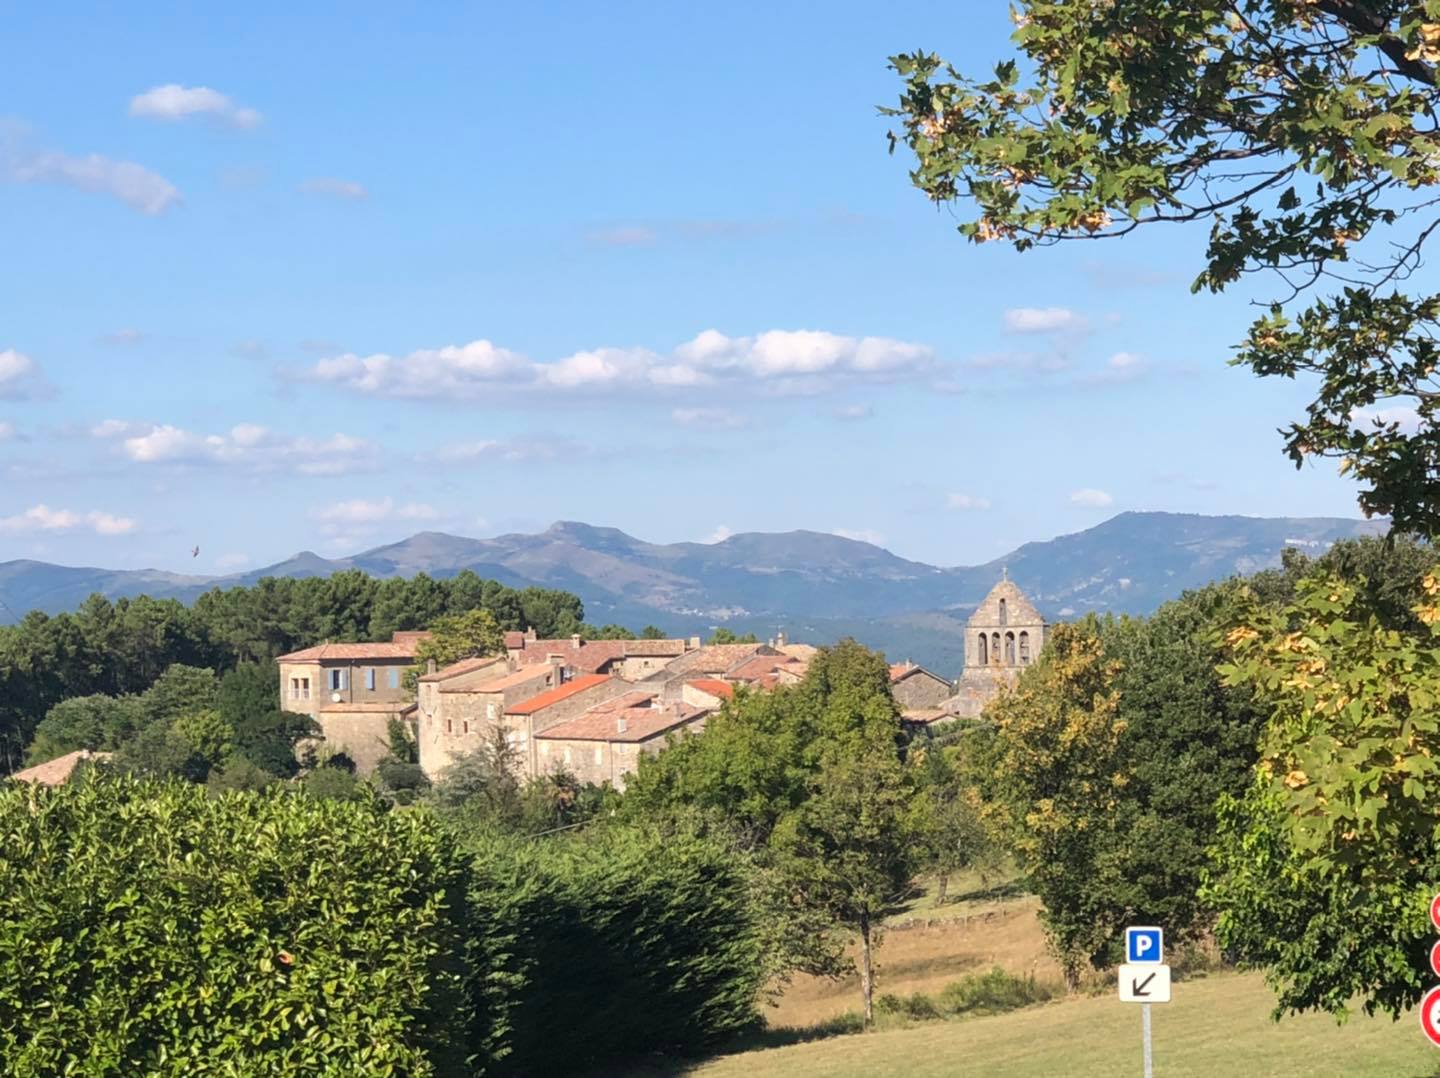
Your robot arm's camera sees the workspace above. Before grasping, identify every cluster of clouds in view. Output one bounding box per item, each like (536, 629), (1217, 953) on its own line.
(129, 84), (262, 128)
(0, 350), (51, 400)
(4, 84), (363, 216)
(91, 420), (376, 476)
(303, 328), (935, 400)
(0, 504), (135, 535)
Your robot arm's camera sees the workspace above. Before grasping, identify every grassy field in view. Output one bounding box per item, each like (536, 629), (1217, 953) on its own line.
(766, 869), (1061, 1029)
(685, 972), (1439, 1077)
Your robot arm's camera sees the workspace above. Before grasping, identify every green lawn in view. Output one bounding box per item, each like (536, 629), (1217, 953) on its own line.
(681, 972), (1440, 1078)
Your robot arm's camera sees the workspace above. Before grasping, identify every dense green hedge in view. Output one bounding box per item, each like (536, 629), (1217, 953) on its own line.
(0, 775), (471, 1076)
(464, 826), (766, 1075)
(0, 778), (765, 1075)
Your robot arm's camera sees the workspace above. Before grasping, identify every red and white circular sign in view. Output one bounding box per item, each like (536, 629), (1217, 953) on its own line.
(1421, 985), (1440, 1047)
(1430, 892), (1440, 933)
(1430, 941), (1440, 979)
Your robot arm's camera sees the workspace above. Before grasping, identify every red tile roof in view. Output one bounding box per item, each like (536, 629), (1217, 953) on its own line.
(728, 654), (806, 683)
(417, 655), (505, 683)
(890, 663), (915, 682)
(277, 631), (431, 664)
(686, 679), (734, 699)
(507, 674), (612, 715)
(445, 662), (556, 695)
(537, 702), (707, 743)
(508, 637), (693, 673)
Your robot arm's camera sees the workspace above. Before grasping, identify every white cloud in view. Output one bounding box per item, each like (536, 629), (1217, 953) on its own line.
(214, 552), (251, 570)
(5, 146), (180, 215)
(947, 493), (993, 511)
(1070, 488), (1115, 508)
(671, 407), (748, 429)
(833, 528), (886, 546)
(93, 420), (376, 475)
(706, 525), (734, 544)
(302, 328), (934, 400)
(834, 404), (873, 421)
(128, 84), (261, 128)
(308, 340), (532, 398)
(299, 177), (368, 200)
(0, 350), (51, 400)
(1109, 351), (1142, 369)
(1352, 404), (1424, 435)
(312, 497), (439, 525)
(0, 504), (136, 535)
(1004, 307), (1083, 333)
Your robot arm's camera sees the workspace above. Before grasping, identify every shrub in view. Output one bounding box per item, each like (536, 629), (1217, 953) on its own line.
(301, 764), (364, 801)
(0, 774), (471, 1075)
(463, 824), (766, 1074)
(937, 967), (1056, 1016)
(875, 992), (941, 1021)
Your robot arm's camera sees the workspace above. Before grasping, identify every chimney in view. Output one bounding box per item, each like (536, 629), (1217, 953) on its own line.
(547, 653), (566, 682)
(525, 627), (538, 643)
(617, 716), (628, 734)
(571, 634), (582, 648)
(776, 630), (787, 648)
(687, 636), (701, 650)
(426, 659), (437, 674)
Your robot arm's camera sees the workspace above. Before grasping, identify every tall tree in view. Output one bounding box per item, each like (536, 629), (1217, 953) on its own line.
(886, 3), (1440, 532)
(1207, 560), (1440, 1017)
(772, 747), (917, 1028)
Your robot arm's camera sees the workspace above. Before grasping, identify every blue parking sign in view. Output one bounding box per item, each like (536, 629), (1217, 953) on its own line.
(1125, 926), (1163, 964)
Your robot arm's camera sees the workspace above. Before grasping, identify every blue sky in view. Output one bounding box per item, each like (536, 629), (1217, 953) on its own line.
(0, 3), (1374, 573)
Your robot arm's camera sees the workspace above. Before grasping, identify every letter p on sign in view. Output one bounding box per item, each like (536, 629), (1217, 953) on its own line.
(1125, 926), (1163, 964)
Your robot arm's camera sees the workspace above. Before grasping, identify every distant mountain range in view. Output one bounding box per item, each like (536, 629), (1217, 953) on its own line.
(0, 512), (1388, 671)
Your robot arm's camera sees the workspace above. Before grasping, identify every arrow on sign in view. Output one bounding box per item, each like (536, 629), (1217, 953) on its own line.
(1131, 972), (1157, 997)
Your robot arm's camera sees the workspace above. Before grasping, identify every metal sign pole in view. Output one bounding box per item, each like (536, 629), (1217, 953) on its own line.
(1142, 1002), (1153, 1078)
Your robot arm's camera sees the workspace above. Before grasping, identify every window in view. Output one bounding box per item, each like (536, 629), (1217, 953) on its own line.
(446, 719), (453, 734)
(991, 633), (1001, 664)
(976, 634), (988, 665)
(328, 668), (345, 692)
(1019, 631), (1031, 665)
(998, 598), (1008, 626)
(300, 678), (311, 700)
(289, 677), (299, 700)
(388, 668), (400, 689)
(486, 702), (497, 721)
(365, 667), (376, 691)
(462, 721), (469, 735)
(1004, 632), (1016, 665)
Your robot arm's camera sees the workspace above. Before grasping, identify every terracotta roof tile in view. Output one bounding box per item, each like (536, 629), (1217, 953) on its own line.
(445, 662), (557, 695)
(537, 702), (707, 743)
(417, 655), (506, 683)
(686, 679), (734, 699)
(507, 674), (612, 715)
(277, 634), (430, 663)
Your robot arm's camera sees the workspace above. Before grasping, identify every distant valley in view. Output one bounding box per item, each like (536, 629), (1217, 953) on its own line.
(0, 512), (1387, 671)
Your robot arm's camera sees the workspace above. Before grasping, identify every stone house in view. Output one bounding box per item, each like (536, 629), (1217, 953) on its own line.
(502, 673), (633, 778)
(533, 692), (709, 790)
(680, 678), (734, 710)
(275, 631), (430, 772)
(889, 662), (955, 715)
(8, 749), (111, 786)
(415, 660), (560, 780)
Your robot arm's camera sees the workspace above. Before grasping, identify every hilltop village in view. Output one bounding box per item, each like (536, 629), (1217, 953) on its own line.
(273, 577), (1047, 788)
